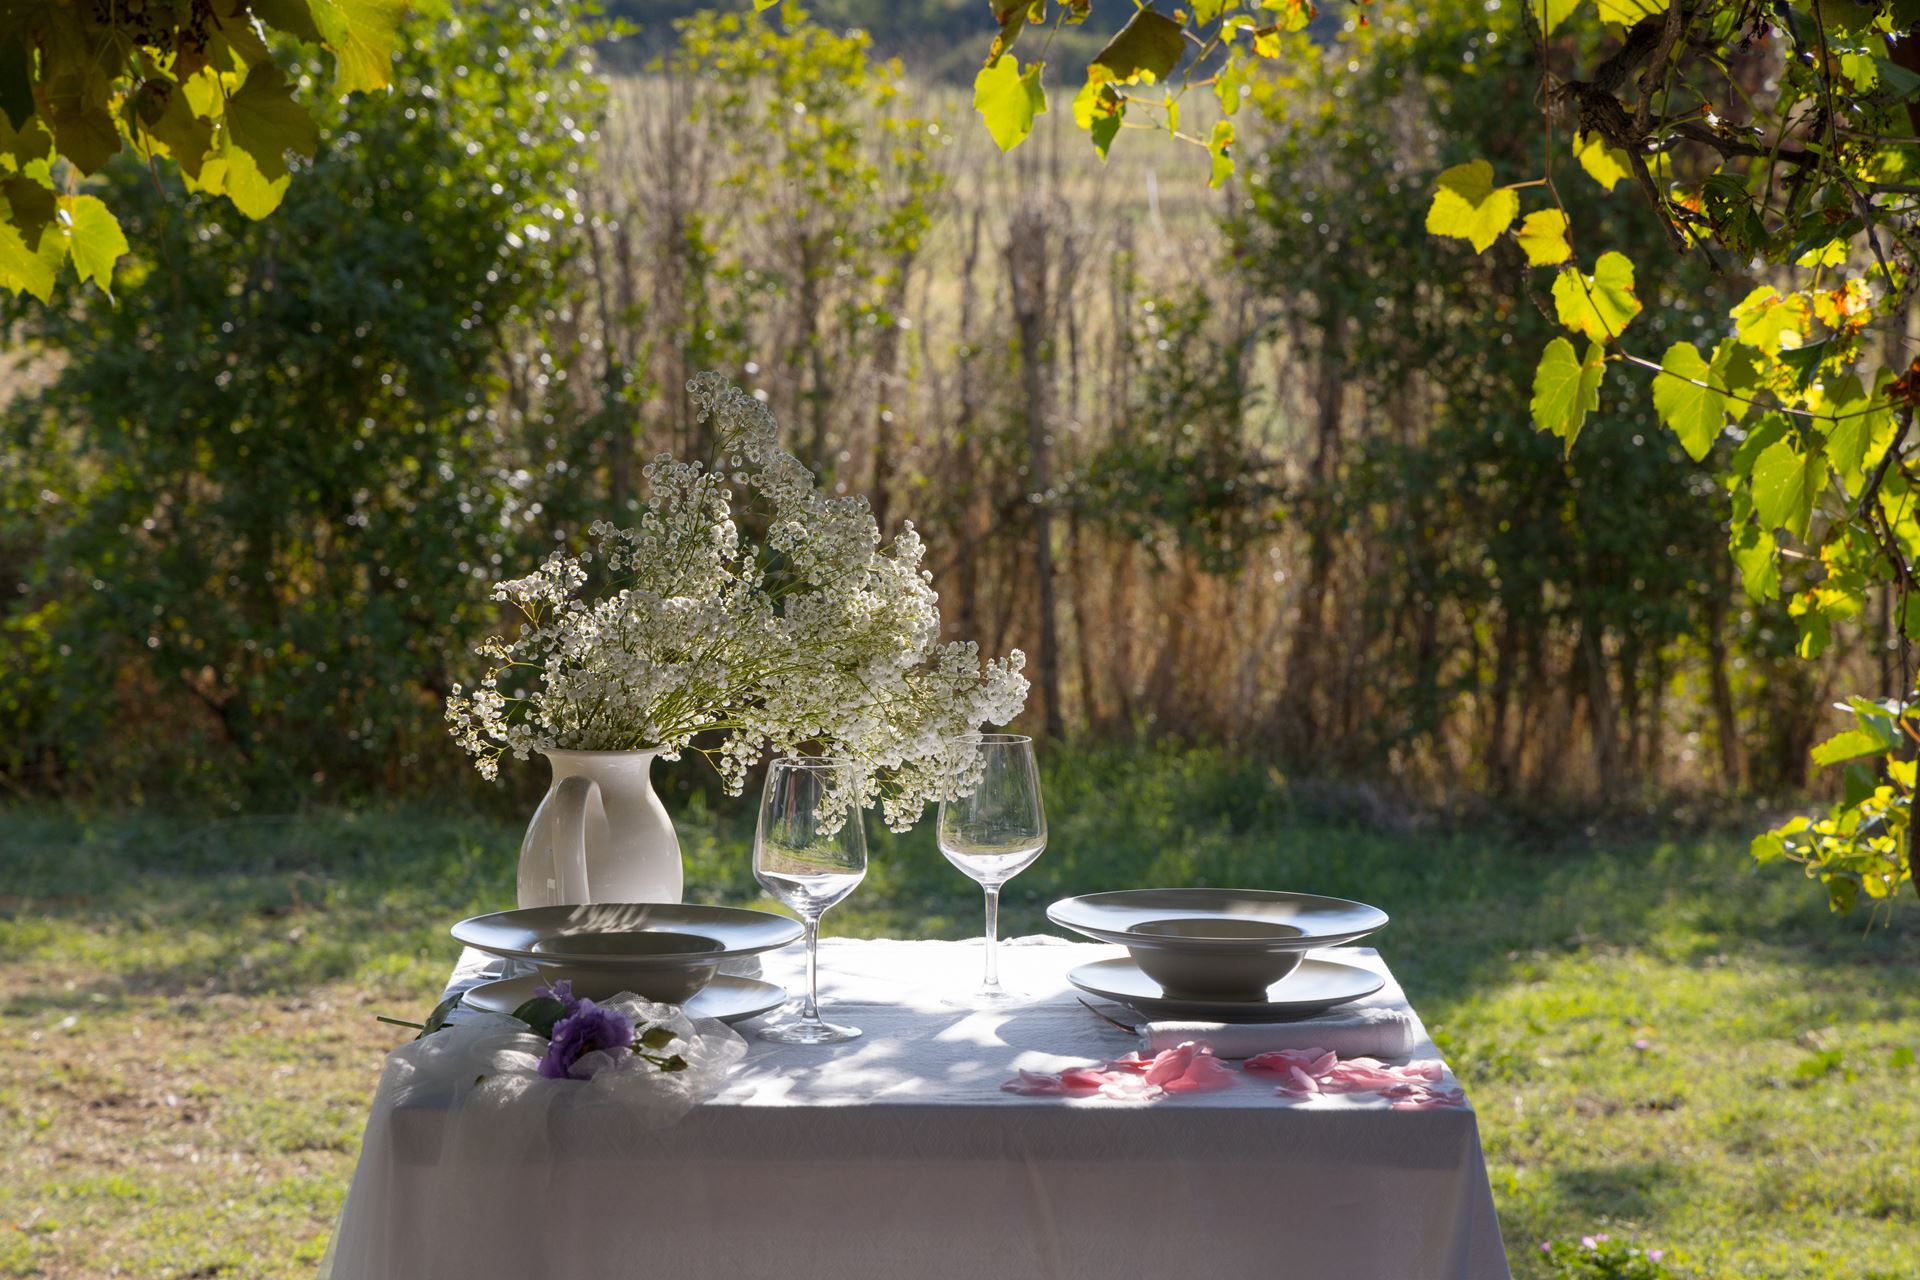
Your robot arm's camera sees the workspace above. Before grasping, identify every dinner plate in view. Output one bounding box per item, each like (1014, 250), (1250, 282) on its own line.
(1047, 889), (1388, 951)
(452, 903), (803, 967)
(461, 973), (788, 1026)
(1067, 956), (1385, 1022)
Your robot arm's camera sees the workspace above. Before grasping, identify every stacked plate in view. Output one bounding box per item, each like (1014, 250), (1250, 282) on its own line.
(1047, 888), (1389, 1022)
(451, 903), (802, 1025)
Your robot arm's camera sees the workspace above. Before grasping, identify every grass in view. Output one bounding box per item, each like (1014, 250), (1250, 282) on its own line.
(2, 744), (1916, 1279)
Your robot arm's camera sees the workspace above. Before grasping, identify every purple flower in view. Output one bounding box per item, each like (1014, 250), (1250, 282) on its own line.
(537, 998), (634, 1079)
(1648, 1250), (1665, 1262)
(535, 978), (575, 1006)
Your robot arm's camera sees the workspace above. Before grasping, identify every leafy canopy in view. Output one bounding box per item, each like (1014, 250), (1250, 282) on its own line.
(0, 0), (433, 299)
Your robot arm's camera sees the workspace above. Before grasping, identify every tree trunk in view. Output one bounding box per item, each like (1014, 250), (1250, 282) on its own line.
(1007, 203), (1065, 740)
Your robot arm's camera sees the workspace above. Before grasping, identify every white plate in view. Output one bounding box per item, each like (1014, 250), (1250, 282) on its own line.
(1048, 889), (1387, 952)
(1067, 956), (1385, 1022)
(452, 903), (803, 967)
(461, 973), (788, 1026)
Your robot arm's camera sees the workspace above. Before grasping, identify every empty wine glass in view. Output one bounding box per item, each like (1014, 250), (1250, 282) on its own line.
(937, 733), (1046, 1004)
(754, 757), (867, 1044)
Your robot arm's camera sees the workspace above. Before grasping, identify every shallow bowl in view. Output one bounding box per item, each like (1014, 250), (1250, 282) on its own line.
(1125, 918), (1305, 998)
(528, 931), (724, 1003)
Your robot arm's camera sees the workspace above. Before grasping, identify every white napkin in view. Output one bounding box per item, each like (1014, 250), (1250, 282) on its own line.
(1142, 1005), (1418, 1059)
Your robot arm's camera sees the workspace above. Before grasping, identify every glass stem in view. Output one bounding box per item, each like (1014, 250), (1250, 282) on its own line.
(802, 916), (821, 1023)
(982, 885), (1001, 991)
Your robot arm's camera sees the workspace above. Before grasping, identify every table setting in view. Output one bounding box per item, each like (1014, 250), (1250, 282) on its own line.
(321, 376), (1509, 1278)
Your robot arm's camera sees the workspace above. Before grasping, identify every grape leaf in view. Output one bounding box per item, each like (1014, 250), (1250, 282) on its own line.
(59, 194), (127, 297)
(1729, 514), (1780, 601)
(1514, 208), (1571, 265)
(0, 207), (60, 301)
(1207, 120), (1235, 189)
(1750, 436), (1825, 539)
(1652, 341), (1728, 461)
(1531, 0), (1583, 34)
(1597, 0), (1662, 19)
(1425, 160), (1519, 254)
(975, 55), (1047, 153)
(1732, 285), (1808, 354)
(221, 66), (322, 219)
(1530, 337), (1605, 451)
(307, 0), (408, 94)
(1551, 251), (1641, 343)
(1088, 8), (1185, 87)
(1072, 81), (1123, 159)
(1573, 131), (1631, 191)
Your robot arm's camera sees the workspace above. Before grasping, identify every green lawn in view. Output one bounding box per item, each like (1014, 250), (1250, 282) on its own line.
(2, 746), (1915, 1279)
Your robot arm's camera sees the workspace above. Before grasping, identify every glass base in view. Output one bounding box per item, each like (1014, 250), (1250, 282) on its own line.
(760, 1019), (862, 1045)
(942, 986), (1029, 1009)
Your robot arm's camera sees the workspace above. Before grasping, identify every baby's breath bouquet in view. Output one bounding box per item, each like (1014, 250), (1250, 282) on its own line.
(447, 373), (1029, 830)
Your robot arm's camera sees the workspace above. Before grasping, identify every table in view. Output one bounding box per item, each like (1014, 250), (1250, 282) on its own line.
(323, 937), (1511, 1279)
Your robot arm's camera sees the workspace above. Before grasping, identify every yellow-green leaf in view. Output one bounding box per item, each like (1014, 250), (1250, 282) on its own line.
(221, 65), (321, 220)
(1596, 0), (1662, 21)
(1751, 436), (1825, 540)
(1730, 516), (1779, 601)
(1514, 208), (1571, 266)
(1531, 0), (1583, 33)
(306, 0), (408, 96)
(0, 202), (61, 301)
(1207, 120), (1234, 189)
(1425, 160), (1519, 254)
(58, 193), (126, 297)
(1573, 130), (1631, 192)
(1551, 251), (1640, 343)
(1731, 285), (1809, 355)
(975, 55), (1047, 153)
(1071, 80), (1123, 159)
(1530, 337), (1605, 450)
(1652, 341), (1728, 461)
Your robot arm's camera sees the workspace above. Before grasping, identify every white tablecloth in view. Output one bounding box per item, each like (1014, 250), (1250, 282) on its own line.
(325, 937), (1510, 1279)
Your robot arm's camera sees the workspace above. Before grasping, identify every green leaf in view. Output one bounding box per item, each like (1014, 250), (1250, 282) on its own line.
(975, 56), (1047, 153)
(1573, 130), (1631, 192)
(58, 194), (127, 297)
(1873, 55), (1920, 99)
(1207, 119), (1234, 188)
(0, 206), (61, 301)
(1729, 516), (1779, 601)
(418, 991), (463, 1039)
(510, 995), (567, 1039)
(1071, 80), (1123, 159)
(1425, 160), (1519, 254)
(1777, 338), (1836, 389)
(1596, 0), (1661, 19)
(1531, 0), (1583, 34)
(1530, 337), (1604, 451)
(1750, 436), (1824, 539)
(1652, 341), (1727, 461)
(251, 0), (328, 43)
(1811, 727), (1893, 767)
(1821, 386), (1886, 487)
(637, 1024), (677, 1051)
(1514, 208), (1570, 266)
(1551, 251), (1641, 343)
(220, 66), (321, 219)
(1088, 8), (1185, 87)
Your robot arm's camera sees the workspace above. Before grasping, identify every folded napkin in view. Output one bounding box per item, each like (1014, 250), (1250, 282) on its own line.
(1142, 1005), (1418, 1059)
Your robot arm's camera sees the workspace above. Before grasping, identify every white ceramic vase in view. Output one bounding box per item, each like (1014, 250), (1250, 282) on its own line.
(517, 748), (684, 907)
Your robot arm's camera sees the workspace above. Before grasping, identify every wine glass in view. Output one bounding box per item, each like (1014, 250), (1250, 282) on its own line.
(754, 757), (868, 1044)
(937, 733), (1047, 1004)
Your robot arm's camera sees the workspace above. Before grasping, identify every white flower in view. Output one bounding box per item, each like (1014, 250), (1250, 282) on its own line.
(446, 373), (1030, 829)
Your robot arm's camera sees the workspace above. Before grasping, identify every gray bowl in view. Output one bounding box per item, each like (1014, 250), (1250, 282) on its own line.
(1124, 917), (1307, 998)
(528, 931), (725, 1003)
